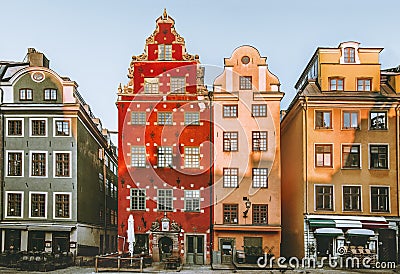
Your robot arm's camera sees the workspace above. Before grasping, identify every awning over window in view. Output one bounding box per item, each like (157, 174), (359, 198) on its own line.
(314, 228), (344, 236)
(27, 225), (75, 232)
(309, 219), (336, 228)
(0, 224), (27, 230)
(346, 229), (375, 237)
(335, 220), (362, 228)
(361, 220), (389, 229)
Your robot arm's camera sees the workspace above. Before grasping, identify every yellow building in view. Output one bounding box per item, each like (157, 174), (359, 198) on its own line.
(281, 41), (400, 263)
(212, 46), (283, 265)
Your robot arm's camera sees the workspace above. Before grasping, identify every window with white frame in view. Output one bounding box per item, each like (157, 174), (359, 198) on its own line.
(370, 145), (388, 169)
(19, 88), (33, 100)
(157, 112), (173, 125)
(343, 186), (361, 211)
(370, 111), (387, 130)
(252, 104), (267, 117)
(31, 119), (46, 136)
(158, 189), (173, 211)
(315, 110), (332, 129)
(44, 88), (57, 101)
(144, 78), (159, 94)
(31, 152), (46, 176)
(371, 186), (389, 212)
(158, 147), (172, 167)
(170, 77), (185, 93)
(315, 144), (333, 167)
(184, 190), (200, 212)
(7, 119), (23, 136)
(131, 189), (146, 210)
(343, 111), (359, 129)
(55, 152), (70, 177)
(6, 192), (22, 217)
(30, 193), (46, 218)
(7, 152), (23, 176)
(54, 193), (70, 218)
(184, 112), (200, 125)
(184, 147), (200, 168)
(315, 185), (333, 210)
(55, 120), (70, 136)
(158, 44), (172, 60)
(132, 112), (146, 125)
(342, 145), (360, 169)
(252, 168), (268, 188)
(223, 168), (238, 188)
(131, 146), (146, 167)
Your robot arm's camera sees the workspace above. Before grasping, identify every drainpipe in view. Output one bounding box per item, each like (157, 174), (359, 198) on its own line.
(102, 148), (107, 254)
(207, 90), (214, 265)
(0, 88), (4, 223)
(303, 97), (309, 257)
(396, 104), (400, 263)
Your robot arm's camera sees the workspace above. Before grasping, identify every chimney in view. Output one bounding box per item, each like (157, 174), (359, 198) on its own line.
(27, 48), (50, 68)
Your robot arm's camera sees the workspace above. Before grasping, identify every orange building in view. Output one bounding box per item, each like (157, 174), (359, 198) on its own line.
(281, 42), (400, 263)
(212, 46), (283, 265)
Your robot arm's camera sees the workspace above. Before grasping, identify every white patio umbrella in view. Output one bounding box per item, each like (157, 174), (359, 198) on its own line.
(127, 214), (135, 257)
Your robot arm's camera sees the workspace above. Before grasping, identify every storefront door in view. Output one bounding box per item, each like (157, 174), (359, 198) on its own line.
(316, 235), (334, 257)
(159, 236), (173, 261)
(28, 231), (45, 251)
(379, 229), (396, 262)
(52, 232), (70, 253)
(5, 229), (21, 252)
(219, 238), (234, 264)
(186, 235), (204, 264)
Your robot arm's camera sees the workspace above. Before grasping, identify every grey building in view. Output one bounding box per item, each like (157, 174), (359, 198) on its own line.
(0, 48), (118, 256)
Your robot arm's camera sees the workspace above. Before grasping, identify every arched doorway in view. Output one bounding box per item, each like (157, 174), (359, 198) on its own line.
(158, 236), (173, 261)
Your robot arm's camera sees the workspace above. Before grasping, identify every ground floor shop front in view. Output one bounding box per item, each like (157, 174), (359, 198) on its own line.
(212, 225), (281, 265)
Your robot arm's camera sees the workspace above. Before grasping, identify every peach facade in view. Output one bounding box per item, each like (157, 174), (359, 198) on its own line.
(212, 46), (283, 264)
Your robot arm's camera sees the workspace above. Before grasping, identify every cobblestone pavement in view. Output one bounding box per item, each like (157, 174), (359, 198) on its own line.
(1, 265), (400, 273)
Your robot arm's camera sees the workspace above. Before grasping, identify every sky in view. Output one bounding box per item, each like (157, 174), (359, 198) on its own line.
(1, 0), (400, 136)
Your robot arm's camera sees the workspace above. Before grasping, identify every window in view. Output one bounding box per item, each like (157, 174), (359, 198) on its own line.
(223, 132), (238, 152)
(357, 79), (371, 91)
(371, 187), (389, 212)
(44, 89), (57, 100)
(158, 147), (172, 167)
(344, 47), (355, 63)
(223, 105), (238, 118)
(184, 147), (200, 168)
(184, 190), (200, 212)
(157, 112), (173, 125)
(252, 204), (268, 224)
(7, 152), (23, 176)
(343, 186), (361, 211)
(55, 153), (70, 177)
(158, 189), (173, 211)
(315, 144), (333, 167)
(7, 120), (23, 136)
(184, 112), (200, 125)
(315, 111), (332, 129)
(7, 192), (22, 217)
(223, 204), (238, 224)
(31, 152), (46, 176)
(144, 78), (159, 94)
(31, 119), (46, 136)
(342, 145), (360, 168)
(329, 78), (344, 91)
(252, 168), (268, 188)
(343, 111), (359, 129)
(158, 44), (172, 60)
(223, 168), (238, 188)
(370, 111), (387, 130)
(170, 77), (185, 93)
(252, 105), (267, 117)
(55, 120), (70, 136)
(30, 193), (46, 217)
(19, 89), (33, 100)
(131, 146), (146, 168)
(370, 145), (388, 169)
(239, 76), (252, 90)
(315, 185), (333, 210)
(130, 189), (146, 210)
(55, 193), (70, 218)
(252, 131), (268, 151)
(132, 112), (146, 125)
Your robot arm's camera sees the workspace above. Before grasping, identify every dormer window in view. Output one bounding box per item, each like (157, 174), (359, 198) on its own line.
(158, 44), (172, 60)
(344, 47), (355, 63)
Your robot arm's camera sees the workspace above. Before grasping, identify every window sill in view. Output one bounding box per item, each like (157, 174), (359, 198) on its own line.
(341, 167), (361, 170)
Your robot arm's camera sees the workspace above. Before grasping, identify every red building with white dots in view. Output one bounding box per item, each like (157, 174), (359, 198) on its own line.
(116, 10), (212, 264)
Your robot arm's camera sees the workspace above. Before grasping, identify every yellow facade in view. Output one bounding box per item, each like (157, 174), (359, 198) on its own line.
(281, 42), (400, 261)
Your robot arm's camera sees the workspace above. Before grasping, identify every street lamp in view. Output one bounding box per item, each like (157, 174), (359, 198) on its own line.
(243, 198), (251, 218)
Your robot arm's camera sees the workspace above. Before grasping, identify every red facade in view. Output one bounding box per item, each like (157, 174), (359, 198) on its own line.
(117, 10), (212, 264)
